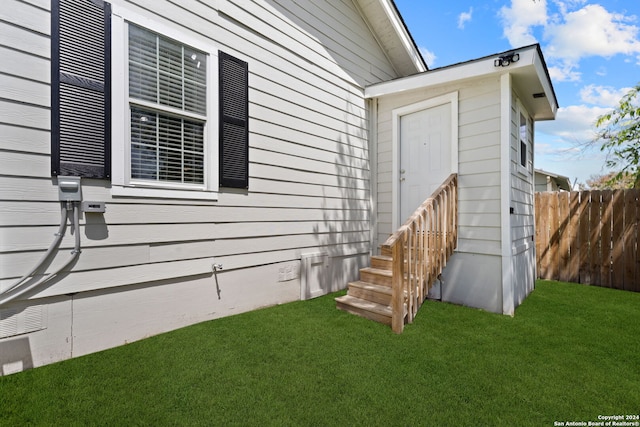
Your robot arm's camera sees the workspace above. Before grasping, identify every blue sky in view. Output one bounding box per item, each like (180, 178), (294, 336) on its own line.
(394, 0), (640, 187)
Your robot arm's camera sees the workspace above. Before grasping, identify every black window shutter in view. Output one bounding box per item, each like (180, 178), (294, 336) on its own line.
(52, 0), (111, 179)
(219, 51), (249, 188)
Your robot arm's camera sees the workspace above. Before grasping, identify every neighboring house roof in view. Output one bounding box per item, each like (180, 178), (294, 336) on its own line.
(535, 169), (572, 191)
(364, 44), (559, 121)
(355, 0), (428, 76)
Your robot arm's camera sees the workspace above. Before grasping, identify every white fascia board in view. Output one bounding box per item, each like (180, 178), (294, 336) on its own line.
(532, 52), (558, 118)
(378, 0), (427, 73)
(534, 169), (569, 181)
(365, 45), (539, 99)
(499, 73), (514, 316)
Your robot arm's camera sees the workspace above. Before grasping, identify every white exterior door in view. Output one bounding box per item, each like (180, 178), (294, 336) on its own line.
(399, 103), (452, 222)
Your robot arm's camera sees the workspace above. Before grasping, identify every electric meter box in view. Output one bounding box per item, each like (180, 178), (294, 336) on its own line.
(58, 177), (82, 201)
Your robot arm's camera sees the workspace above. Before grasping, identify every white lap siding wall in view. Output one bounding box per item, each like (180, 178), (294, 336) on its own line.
(0, 0), (399, 373)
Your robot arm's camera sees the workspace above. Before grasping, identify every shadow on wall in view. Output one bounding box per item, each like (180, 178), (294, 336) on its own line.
(253, 2), (378, 296)
(311, 98), (371, 294)
(84, 212), (109, 240)
(0, 337), (33, 376)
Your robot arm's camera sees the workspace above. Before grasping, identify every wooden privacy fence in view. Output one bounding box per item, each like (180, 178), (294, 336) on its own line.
(535, 190), (640, 292)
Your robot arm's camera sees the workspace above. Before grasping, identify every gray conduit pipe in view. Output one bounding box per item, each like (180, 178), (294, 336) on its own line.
(0, 202), (81, 307)
(3, 204), (68, 294)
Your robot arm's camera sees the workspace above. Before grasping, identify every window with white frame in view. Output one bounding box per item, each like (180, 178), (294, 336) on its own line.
(128, 24), (207, 186)
(52, 1), (249, 198)
(518, 107), (531, 175)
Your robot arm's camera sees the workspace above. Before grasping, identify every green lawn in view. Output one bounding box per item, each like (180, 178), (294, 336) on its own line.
(1, 280), (639, 426)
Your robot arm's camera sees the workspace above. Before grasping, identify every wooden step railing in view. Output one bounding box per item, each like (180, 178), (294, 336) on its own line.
(382, 174), (458, 333)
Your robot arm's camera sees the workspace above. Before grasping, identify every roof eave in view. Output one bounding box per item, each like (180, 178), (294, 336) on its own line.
(535, 169), (572, 191)
(365, 44), (559, 121)
(355, 0), (427, 76)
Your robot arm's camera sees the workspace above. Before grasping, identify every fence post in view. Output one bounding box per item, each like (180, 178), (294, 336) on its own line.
(590, 190), (603, 286)
(558, 192), (570, 282)
(567, 192), (581, 283)
(548, 193), (559, 281)
(535, 193), (549, 279)
(578, 192), (590, 284)
(623, 190), (638, 290)
(612, 190), (625, 289)
(599, 191), (612, 288)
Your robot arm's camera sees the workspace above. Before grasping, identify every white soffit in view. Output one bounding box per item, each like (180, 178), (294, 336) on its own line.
(355, 0), (427, 76)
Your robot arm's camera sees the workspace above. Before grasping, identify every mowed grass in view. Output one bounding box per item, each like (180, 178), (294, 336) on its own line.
(1, 280), (639, 426)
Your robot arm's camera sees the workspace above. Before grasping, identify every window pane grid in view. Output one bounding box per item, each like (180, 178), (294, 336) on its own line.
(129, 26), (158, 104)
(131, 107), (204, 184)
(129, 25), (206, 114)
(128, 24), (207, 186)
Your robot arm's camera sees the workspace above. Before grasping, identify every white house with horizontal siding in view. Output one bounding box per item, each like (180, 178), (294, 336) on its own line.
(0, 0), (557, 374)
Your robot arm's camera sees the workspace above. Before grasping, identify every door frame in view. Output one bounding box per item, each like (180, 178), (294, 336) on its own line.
(391, 91), (459, 230)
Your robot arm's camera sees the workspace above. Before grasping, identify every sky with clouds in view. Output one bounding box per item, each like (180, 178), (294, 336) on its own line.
(394, 0), (640, 187)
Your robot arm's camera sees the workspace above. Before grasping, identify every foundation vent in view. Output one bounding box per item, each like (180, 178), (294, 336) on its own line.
(0, 305), (47, 339)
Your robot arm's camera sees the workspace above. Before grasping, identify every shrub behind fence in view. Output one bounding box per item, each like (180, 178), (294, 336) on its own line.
(535, 190), (640, 292)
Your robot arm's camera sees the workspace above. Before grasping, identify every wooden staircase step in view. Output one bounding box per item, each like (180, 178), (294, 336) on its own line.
(335, 295), (392, 325)
(370, 254), (392, 270)
(338, 174), (457, 333)
(347, 280), (392, 305)
(359, 267), (392, 286)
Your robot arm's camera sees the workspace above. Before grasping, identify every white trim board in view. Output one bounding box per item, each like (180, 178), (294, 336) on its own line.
(110, 6), (220, 200)
(500, 74), (514, 316)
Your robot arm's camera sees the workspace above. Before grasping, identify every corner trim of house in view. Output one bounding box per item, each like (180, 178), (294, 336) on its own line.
(500, 73), (515, 316)
(369, 98), (379, 254)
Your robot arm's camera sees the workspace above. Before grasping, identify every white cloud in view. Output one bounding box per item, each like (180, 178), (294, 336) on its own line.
(550, 0), (587, 17)
(535, 139), (609, 185)
(595, 67), (607, 77)
(547, 63), (581, 82)
(535, 141), (578, 157)
(537, 104), (610, 144)
(544, 4), (640, 61)
(498, 1), (640, 83)
(535, 104), (612, 184)
(499, 0), (548, 47)
(458, 8), (473, 30)
(579, 84), (633, 107)
(508, 0), (637, 184)
(419, 47), (437, 67)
